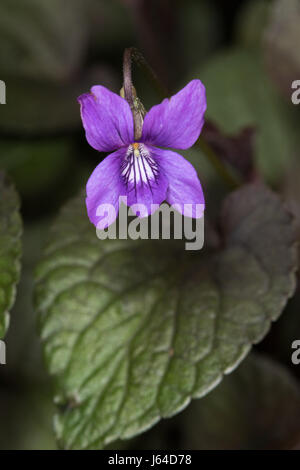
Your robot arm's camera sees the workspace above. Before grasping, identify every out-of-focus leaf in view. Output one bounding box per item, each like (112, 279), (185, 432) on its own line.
(34, 183), (297, 449)
(0, 220), (55, 449)
(282, 161), (300, 239)
(179, 0), (222, 70)
(0, 66), (117, 135)
(264, 0), (300, 99)
(6, 220), (50, 376)
(0, 220), (57, 450)
(266, 287), (300, 375)
(86, 0), (134, 51)
(0, 0), (87, 81)
(0, 174), (22, 338)
(235, 0), (271, 48)
(180, 354), (300, 449)
(0, 139), (74, 201)
(0, 138), (93, 218)
(123, 0), (179, 89)
(198, 48), (299, 184)
(133, 354), (300, 450)
(0, 382), (56, 450)
(259, 164), (300, 378)
(180, 146), (229, 223)
(202, 121), (256, 181)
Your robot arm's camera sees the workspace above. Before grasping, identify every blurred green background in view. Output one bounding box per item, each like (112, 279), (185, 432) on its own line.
(0, 0), (300, 450)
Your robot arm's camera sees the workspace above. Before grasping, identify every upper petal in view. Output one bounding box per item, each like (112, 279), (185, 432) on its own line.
(152, 147), (205, 218)
(86, 147), (126, 228)
(141, 80), (206, 150)
(78, 86), (134, 152)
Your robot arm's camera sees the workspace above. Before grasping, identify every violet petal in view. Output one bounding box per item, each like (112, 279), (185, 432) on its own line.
(151, 147), (205, 218)
(78, 86), (134, 153)
(86, 147), (126, 228)
(141, 80), (206, 150)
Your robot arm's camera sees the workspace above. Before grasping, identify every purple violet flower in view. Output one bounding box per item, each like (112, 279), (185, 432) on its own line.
(78, 80), (206, 228)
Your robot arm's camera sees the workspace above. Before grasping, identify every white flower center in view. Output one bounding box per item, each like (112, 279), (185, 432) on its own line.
(121, 143), (159, 191)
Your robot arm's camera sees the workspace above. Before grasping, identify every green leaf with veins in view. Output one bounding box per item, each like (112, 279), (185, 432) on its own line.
(0, 173), (22, 339)
(34, 183), (297, 449)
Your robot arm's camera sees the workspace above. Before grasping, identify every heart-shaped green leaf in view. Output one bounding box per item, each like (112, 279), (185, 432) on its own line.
(0, 173), (22, 339)
(35, 183), (297, 449)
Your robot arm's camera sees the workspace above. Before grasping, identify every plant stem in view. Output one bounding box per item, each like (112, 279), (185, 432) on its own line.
(123, 48), (134, 108)
(123, 49), (144, 140)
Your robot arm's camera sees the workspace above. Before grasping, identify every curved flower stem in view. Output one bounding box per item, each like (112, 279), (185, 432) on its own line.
(123, 48), (134, 108)
(123, 47), (241, 189)
(123, 49), (143, 140)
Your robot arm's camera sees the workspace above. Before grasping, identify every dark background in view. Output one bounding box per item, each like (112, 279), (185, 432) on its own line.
(0, 0), (300, 450)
